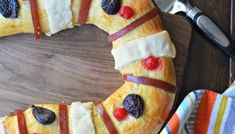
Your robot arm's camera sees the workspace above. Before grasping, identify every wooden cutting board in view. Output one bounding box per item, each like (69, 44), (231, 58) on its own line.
(0, 13), (192, 116)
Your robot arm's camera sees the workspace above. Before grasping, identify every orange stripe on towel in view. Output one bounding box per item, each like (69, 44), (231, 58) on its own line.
(168, 114), (180, 134)
(194, 90), (217, 134)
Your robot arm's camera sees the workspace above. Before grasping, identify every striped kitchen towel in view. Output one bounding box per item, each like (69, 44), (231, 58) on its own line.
(161, 82), (235, 134)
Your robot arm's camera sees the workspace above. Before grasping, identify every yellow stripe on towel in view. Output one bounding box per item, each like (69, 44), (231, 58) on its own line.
(214, 97), (228, 133)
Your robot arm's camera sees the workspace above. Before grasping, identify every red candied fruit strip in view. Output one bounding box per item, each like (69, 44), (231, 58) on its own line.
(12, 109), (28, 134)
(59, 104), (69, 134)
(95, 101), (118, 134)
(78, 0), (92, 24)
(28, 0), (41, 39)
(108, 7), (161, 42)
(123, 74), (177, 93)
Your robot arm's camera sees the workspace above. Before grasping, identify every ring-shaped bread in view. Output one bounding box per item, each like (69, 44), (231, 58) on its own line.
(0, 0), (177, 133)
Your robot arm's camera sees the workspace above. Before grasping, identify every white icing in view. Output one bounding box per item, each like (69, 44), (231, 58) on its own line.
(42, 0), (74, 35)
(111, 31), (176, 70)
(70, 102), (95, 134)
(0, 117), (6, 134)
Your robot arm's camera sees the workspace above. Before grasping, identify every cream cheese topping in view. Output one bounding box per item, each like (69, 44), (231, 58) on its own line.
(111, 31), (176, 70)
(42, 0), (74, 36)
(70, 102), (95, 134)
(0, 117), (6, 134)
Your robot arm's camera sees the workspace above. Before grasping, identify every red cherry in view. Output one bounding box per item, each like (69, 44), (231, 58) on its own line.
(119, 6), (134, 19)
(114, 107), (128, 121)
(142, 56), (162, 71)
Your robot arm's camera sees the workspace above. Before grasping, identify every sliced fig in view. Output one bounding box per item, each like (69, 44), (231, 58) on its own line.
(101, 0), (121, 15)
(0, 0), (19, 18)
(32, 105), (56, 125)
(123, 94), (144, 118)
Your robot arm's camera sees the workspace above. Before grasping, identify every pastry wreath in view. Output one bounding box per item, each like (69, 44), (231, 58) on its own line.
(0, 0), (177, 134)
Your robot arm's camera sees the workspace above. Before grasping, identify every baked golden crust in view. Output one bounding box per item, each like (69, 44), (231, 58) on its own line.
(102, 58), (176, 134)
(0, 0), (50, 37)
(0, 0), (33, 37)
(4, 104), (61, 134)
(0, 0), (176, 133)
(86, 0), (164, 48)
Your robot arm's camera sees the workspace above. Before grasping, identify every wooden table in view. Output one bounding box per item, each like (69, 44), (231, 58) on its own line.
(0, 0), (234, 117)
(177, 0), (235, 104)
(0, 14), (192, 116)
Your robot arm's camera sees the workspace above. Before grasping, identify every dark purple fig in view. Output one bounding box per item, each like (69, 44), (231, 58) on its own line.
(32, 105), (56, 125)
(0, 0), (19, 18)
(123, 94), (144, 118)
(101, 0), (121, 15)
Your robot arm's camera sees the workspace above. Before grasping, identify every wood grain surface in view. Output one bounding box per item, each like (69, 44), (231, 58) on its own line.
(0, 14), (192, 116)
(182, 0), (231, 96)
(167, 0), (235, 125)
